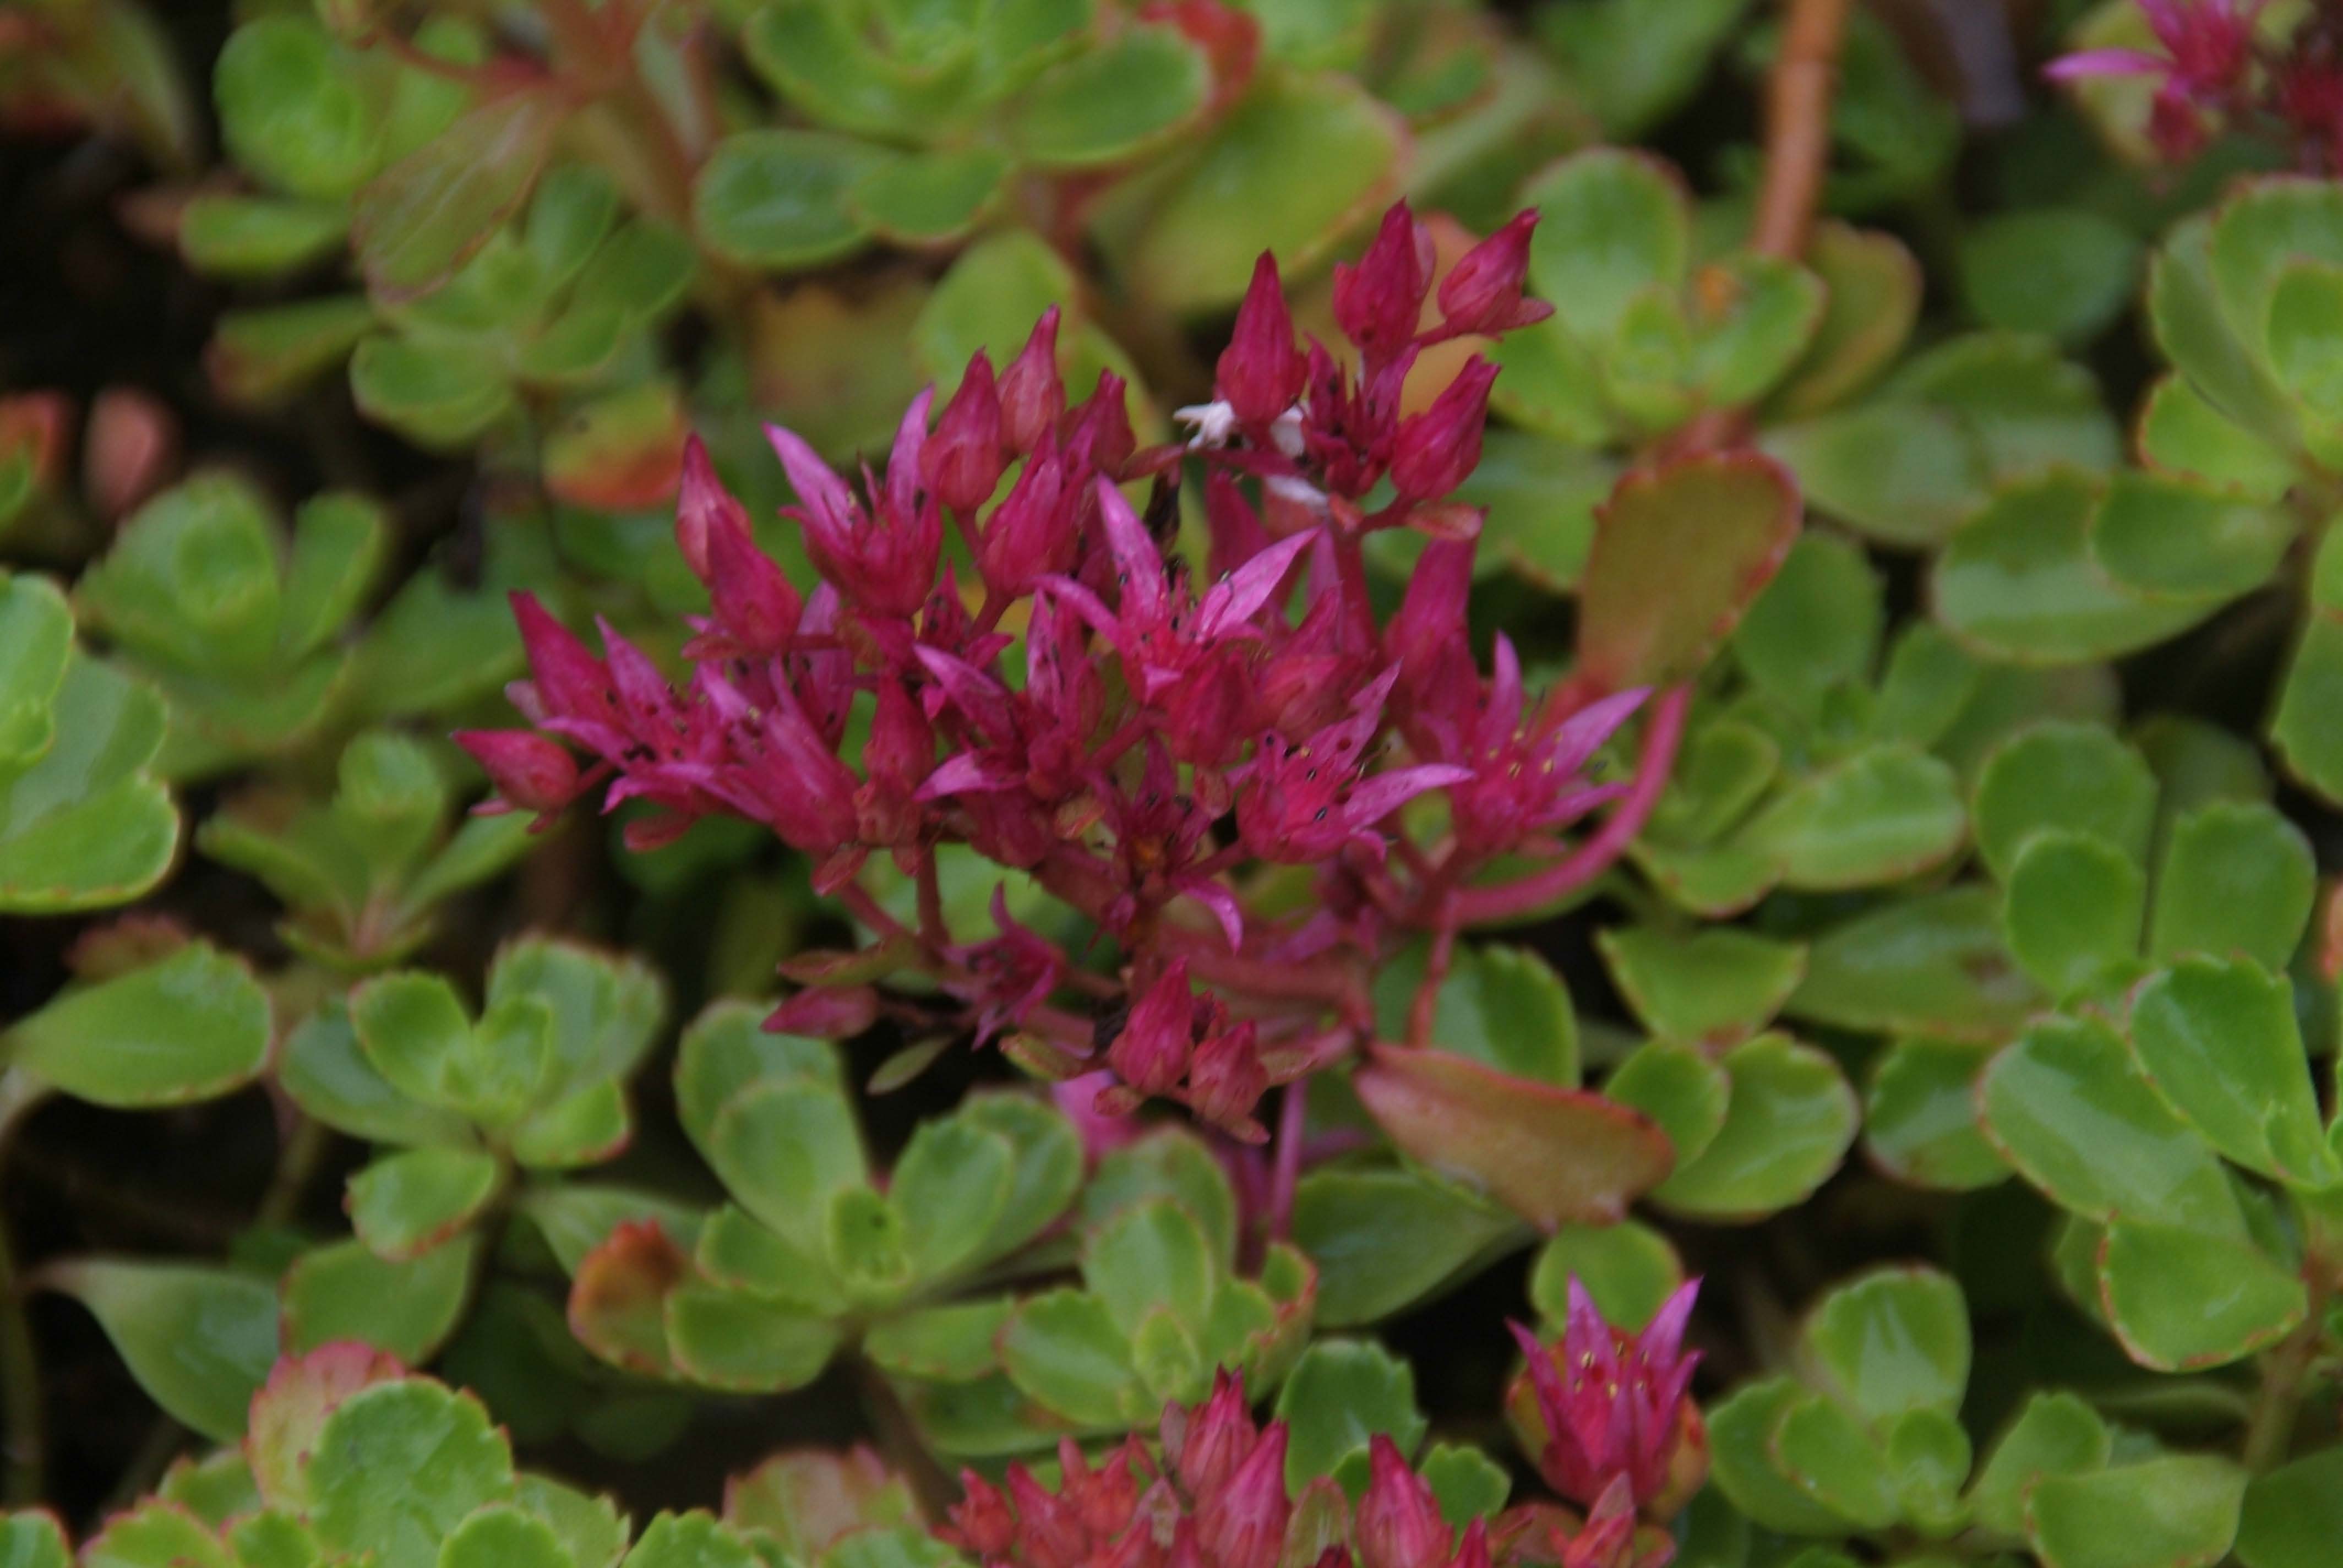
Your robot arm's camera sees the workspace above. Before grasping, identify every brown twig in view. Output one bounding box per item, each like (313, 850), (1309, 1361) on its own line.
(1750, 0), (1857, 261)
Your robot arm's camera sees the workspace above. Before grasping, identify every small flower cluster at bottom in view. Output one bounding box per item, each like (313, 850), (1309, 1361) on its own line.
(943, 1282), (1705, 1568)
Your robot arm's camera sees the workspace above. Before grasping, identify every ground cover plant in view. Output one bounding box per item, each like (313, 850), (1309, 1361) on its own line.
(1, 1), (2341, 1566)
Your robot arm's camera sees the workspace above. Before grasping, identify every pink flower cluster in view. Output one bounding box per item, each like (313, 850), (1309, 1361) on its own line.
(457, 201), (1648, 1140)
(942, 1372), (1492, 1568)
(2047, 0), (2343, 169)
(1507, 1280), (1706, 1527)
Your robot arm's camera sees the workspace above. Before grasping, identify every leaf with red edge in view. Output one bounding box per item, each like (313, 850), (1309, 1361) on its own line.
(353, 89), (565, 302)
(568, 1219), (690, 1377)
(1574, 451), (1800, 693)
(1350, 1043), (1674, 1231)
(723, 1449), (920, 1558)
(542, 383), (689, 511)
(246, 1342), (407, 1512)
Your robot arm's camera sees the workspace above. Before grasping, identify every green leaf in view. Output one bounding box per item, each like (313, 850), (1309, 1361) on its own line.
(1605, 1041), (1730, 1169)
(355, 90), (565, 300)
(1372, 941), (1578, 1085)
(83, 1505), (237, 1568)
(1802, 1267), (1969, 1422)
(4, 943), (269, 1107)
(350, 335), (517, 448)
(740, 0), (972, 140)
(1790, 886), (2041, 1041)
(1649, 715), (1779, 844)
(1418, 1443), (1510, 1530)
(1008, 28), (1208, 169)
(1761, 403), (1982, 549)
(622, 1516), (759, 1568)
(2097, 1218), (2306, 1371)
(160, 1452), (261, 1527)
(702, 1081), (868, 1257)
(1290, 1166), (1523, 1327)
(348, 1146), (503, 1260)
(2274, 607), (2343, 805)
(2149, 801), (2316, 971)
(2026, 1455), (2246, 1568)
(2127, 956), (2334, 1188)
(439, 1506), (574, 1568)
(0, 1515), (68, 1568)
(1117, 67), (1403, 313)
(666, 1284), (844, 1392)
(1978, 1015), (2243, 1236)
(1708, 1375), (1869, 1536)
(2086, 471), (2292, 603)
(1574, 451), (1799, 693)
(2238, 1446), (2343, 1568)
(1599, 927), (1805, 1050)
(2265, 257), (2343, 420)
(1769, 1392), (1900, 1530)
(350, 970), (472, 1110)
(1971, 720), (2157, 880)
(1653, 1034), (1857, 1219)
(1886, 334), (2122, 481)
(1961, 208), (2140, 345)
(998, 1288), (1138, 1428)
(694, 130), (886, 271)
(848, 148), (1009, 246)
(1085, 1199), (1217, 1336)
(181, 195), (350, 278)
(1688, 251), (1826, 406)
(40, 1260), (277, 1441)
(281, 1235), (478, 1363)
(2137, 375), (2295, 501)
(215, 17), (382, 201)
(1731, 531), (1882, 714)
(2148, 212), (2298, 451)
(1968, 1392), (2111, 1542)
(1350, 1044), (1675, 1229)
(1864, 1036), (2008, 1191)
(1445, 431), (1610, 593)
(1527, 1221), (1683, 1331)
(1768, 221), (1922, 417)
(1741, 745), (1966, 891)
(955, 1093), (1083, 1264)
(2003, 831), (2144, 999)
(1538, 0), (1747, 138)
(1272, 1339), (1424, 1488)
(878, 1118), (1011, 1283)
(309, 1380), (517, 1568)
(1519, 148), (1688, 343)
(1935, 473), (2208, 665)
(82, 474), (283, 672)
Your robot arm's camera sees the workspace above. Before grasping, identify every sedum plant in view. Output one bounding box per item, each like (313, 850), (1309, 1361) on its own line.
(10, 3), (2343, 1568)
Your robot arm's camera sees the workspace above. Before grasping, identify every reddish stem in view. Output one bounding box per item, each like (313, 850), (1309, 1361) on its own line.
(1405, 906), (1458, 1048)
(1268, 1075), (1308, 1240)
(1449, 685), (1692, 925)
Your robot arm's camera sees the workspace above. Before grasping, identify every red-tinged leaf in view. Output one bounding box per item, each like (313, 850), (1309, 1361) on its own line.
(724, 1448), (919, 1554)
(1574, 452), (1801, 694)
(1351, 1043), (1675, 1231)
(353, 89), (565, 301)
(246, 1342), (407, 1512)
(567, 1219), (689, 1377)
(542, 383), (689, 510)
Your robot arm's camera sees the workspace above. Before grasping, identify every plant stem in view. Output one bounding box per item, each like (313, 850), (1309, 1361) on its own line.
(2243, 1299), (2328, 1471)
(0, 1071), (45, 1505)
(1405, 906), (1457, 1049)
(1751, 0), (1856, 260)
(1268, 1076), (1308, 1240)
(1451, 685), (1691, 925)
(256, 1114), (333, 1231)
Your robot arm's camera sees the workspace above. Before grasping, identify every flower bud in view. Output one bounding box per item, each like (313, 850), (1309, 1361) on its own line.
(1355, 1437), (1450, 1568)
(453, 729), (582, 816)
(1437, 211), (1548, 337)
(763, 984), (879, 1039)
(1390, 358), (1497, 502)
(703, 492), (801, 657)
(926, 351), (1007, 514)
(1217, 254), (1307, 424)
(978, 446), (1075, 591)
(945, 1471), (1017, 1558)
(1197, 1425), (1291, 1568)
(675, 435), (749, 580)
(1066, 371), (1137, 475)
(1172, 1369), (1256, 1498)
(1000, 307), (1067, 453)
(1109, 962), (1196, 1098)
(1334, 203), (1434, 364)
(1186, 1020), (1268, 1136)
(509, 592), (614, 722)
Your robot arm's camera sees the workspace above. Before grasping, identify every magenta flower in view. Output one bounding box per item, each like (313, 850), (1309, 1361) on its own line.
(1507, 1279), (1706, 1519)
(1435, 210), (1551, 339)
(1234, 667), (1471, 864)
(766, 394), (941, 620)
(2046, 0), (2264, 159)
